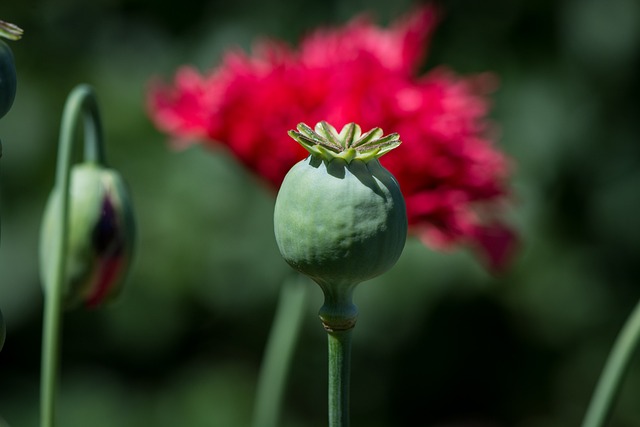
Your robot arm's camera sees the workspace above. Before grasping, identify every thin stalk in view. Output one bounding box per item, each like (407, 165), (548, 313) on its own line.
(251, 273), (308, 427)
(40, 256), (64, 427)
(581, 297), (640, 427)
(328, 329), (353, 427)
(318, 285), (357, 427)
(40, 84), (105, 427)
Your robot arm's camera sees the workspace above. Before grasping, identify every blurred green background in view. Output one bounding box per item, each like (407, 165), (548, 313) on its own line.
(1, 0), (640, 426)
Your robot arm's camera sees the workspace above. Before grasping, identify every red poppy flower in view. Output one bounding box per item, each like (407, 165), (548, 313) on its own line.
(146, 5), (517, 272)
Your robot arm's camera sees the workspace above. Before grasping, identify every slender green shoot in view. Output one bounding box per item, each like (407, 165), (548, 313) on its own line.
(581, 298), (640, 427)
(251, 273), (309, 427)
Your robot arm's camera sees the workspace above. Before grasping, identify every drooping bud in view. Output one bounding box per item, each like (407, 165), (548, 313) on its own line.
(40, 162), (136, 308)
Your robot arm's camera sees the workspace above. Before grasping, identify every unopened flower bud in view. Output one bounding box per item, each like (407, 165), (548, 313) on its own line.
(40, 162), (136, 308)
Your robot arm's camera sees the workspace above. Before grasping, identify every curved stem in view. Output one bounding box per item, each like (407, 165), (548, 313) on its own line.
(581, 297), (640, 427)
(40, 84), (105, 427)
(251, 273), (308, 427)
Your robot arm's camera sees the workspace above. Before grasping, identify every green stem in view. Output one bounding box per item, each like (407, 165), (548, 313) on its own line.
(328, 329), (353, 427)
(40, 84), (105, 427)
(251, 273), (308, 427)
(318, 284), (358, 427)
(581, 297), (640, 427)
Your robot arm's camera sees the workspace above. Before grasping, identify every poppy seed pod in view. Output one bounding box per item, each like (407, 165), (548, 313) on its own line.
(0, 40), (16, 119)
(274, 122), (407, 330)
(275, 122), (407, 288)
(40, 162), (136, 308)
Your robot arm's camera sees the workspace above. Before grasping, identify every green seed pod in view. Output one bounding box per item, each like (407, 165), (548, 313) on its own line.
(0, 40), (16, 119)
(40, 162), (136, 308)
(274, 122), (407, 330)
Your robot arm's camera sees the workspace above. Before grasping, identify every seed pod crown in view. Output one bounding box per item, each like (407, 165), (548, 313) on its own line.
(288, 121), (401, 163)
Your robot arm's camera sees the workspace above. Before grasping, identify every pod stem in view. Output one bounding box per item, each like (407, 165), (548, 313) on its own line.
(40, 84), (106, 427)
(580, 296), (640, 427)
(318, 284), (358, 427)
(251, 273), (309, 427)
(327, 328), (353, 427)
